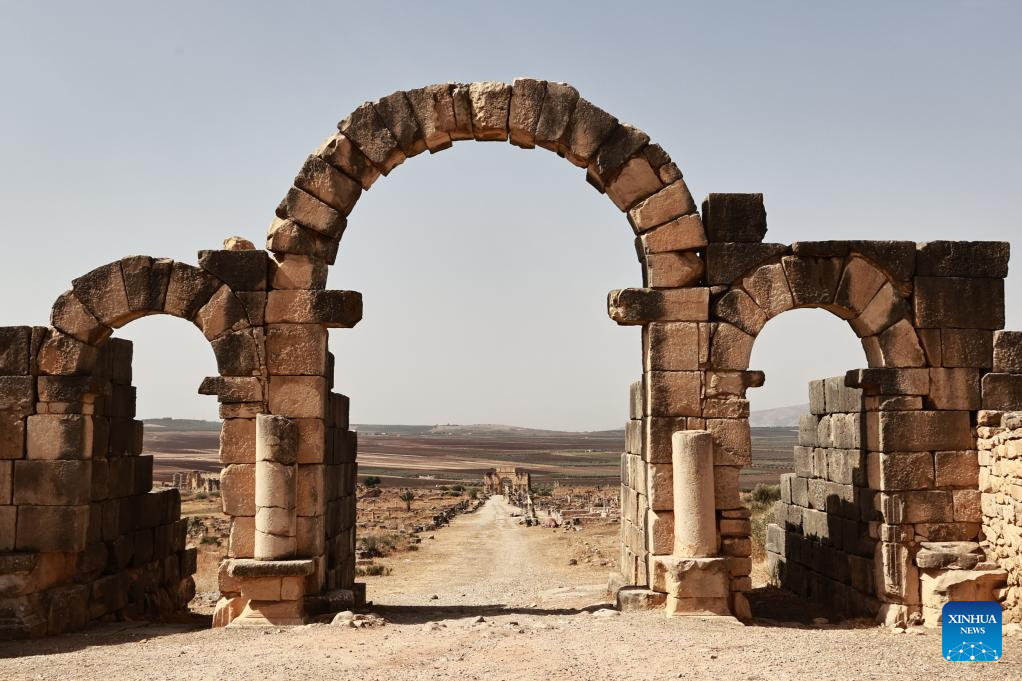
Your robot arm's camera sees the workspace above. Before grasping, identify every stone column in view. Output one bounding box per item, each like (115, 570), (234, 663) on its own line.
(671, 430), (717, 557)
(254, 414), (298, 560)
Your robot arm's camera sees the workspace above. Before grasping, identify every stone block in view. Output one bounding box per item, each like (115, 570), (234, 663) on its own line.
(713, 465), (742, 509)
(790, 476), (809, 507)
(927, 368), (981, 410)
(708, 323), (754, 370)
(266, 218), (339, 265)
(266, 324), (327, 376)
(13, 460), (91, 505)
(636, 215), (707, 254)
(712, 288), (767, 336)
(705, 419), (751, 466)
(405, 84), (456, 152)
(701, 193), (767, 243)
(35, 331), (99, 376)
(468, 81), (511, 141)
(315, 133), (380, 190)
(26, 414), (91, 460)
(15, 504), (89, 552)
(0, 376), (35, 416)
(564, 96), (617, 166)
(646, 462), (672, 511)
(272, 255), (328, 291)
(867, 451), (934, 491)
(294, 155), (362, 217)
(643, 323), (702, 371)
(337, 101), (404, 174)
(951, 489), (982, 523)
(992, 330), (1022, 373)
(916, 241), (1009, 278)
(651, 556), (729, 599)
(880, 490), (953, 524)
(942, 328), (993, 368)
(197, 250), (269, 293)
(297, 464), (326, 517)
(913, 277), (1005, 330)
(833, 257), (887, 316)
(268, 376), (327, 419)
(627, 181), (697, 232)
(506, 77), (544, 149)
(50, 291), (110, 346)
(782, 256), (844, 308)
(644, 252), (703, 288)
(706, 243), (789, 286)
(739, 261), (794, 319)
(846, 368), (929, 395)
(0, 326), (32, 375)
(229, 516), (255, 558)
(798, 415), (818, 447)
(221, 464), (256, 517)
(870, 320), (927, 368)
(264, 290), (362, 328)
(219, 418), (255, 464)
(645, 371), (701, 417)
(373, 90), (426, 157)
(607, 156), (664, 211)
(793, 446), (813, 477)
(981, 373), (1022, 411)
(72, 262), (135, 328)
(591, 123), (648, 185)
(825, 375), (863, 413)
(849, 283), (909, 337)
(864, 411), (973, 452)
(607, 288), (709, 324)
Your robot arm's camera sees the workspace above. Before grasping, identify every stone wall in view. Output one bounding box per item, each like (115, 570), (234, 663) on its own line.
(0, 336), (194, 637)
(767, 377), (876, 617)
(979, 414), (1022, 622)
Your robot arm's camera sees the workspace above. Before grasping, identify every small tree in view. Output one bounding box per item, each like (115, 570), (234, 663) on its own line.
(364, 476), (382, 488)
(399, 489), (415, 511)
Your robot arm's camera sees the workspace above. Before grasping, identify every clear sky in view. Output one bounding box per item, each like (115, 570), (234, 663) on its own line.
(1, 1), (1019, 430)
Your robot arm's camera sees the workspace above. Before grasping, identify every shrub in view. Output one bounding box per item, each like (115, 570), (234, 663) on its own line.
(751, 483), (781, 505)
(363, 476), (382, 488)
(355, 565), (390, 577)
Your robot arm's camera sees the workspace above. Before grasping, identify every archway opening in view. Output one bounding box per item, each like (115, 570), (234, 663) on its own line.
(326, 141), (639, 614)
(744, 307), (870, 622)
(102, 315), (221, 620)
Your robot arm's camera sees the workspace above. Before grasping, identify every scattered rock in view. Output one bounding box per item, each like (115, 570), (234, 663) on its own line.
(592, 608), (620, 618)
(567, 559), (577, 566)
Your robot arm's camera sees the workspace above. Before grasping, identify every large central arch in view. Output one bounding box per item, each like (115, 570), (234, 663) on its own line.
(1, 78), (1020, 637)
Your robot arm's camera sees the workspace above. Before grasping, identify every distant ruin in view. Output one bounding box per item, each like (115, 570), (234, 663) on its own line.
(483, 467), (531, 496)
(1, 78), (1021, 637)
(171, 471), (221, 494)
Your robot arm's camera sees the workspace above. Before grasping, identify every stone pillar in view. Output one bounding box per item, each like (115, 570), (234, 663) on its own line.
(254, 414), (298, 560)
(671, 430), (717, 557)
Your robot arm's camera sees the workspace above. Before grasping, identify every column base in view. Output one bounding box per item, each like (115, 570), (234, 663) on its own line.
(229, 599), (307, 627)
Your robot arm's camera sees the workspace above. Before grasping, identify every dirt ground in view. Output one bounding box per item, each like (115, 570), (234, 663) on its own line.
(3, 497), (1021, 680)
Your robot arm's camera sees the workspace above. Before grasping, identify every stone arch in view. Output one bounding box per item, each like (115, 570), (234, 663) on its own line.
(265, 79), (701, 272)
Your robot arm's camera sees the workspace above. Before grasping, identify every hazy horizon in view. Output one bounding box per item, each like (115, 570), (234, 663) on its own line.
(2, 2), (1020, 430)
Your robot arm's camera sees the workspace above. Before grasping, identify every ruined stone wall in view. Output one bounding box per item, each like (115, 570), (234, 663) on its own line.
(0, 335), (193, 637)
(767, 377), (876, 617)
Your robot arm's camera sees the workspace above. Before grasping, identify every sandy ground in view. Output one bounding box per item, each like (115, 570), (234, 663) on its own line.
(2, 497), (1021, 680)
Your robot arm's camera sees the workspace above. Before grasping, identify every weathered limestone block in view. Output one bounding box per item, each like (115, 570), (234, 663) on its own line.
(606, 157), (664, 211)
(15, 504), (89, 552)
(705, 419), (752, 466)
(0, 375), (35, 415)
(119, 255), (174, 315)
(533, 81), (578, 152)
(337, 102), (405, 174)
(219, 418), (255, 464)
(643, 322), (702, 371)
(71, 262), (136, 328)
(36, 331), (99, 376)
(199, 376), (265, 403)
(221, 464), (256, 517)
(266, 218), (339, 265)
(0, 326), (33, 375)
(646, 371), (701, 417)
(982, 373), (1022, 411)
(272, 255), (328, 291)
(636, 215), (708, 254)
(228, 516), (255, 558)
(197, 250), (268, 294)
(266, 324), (327, 376)
(916, 241), (1010, 278)
(264, 290), (362, 328)
(713, 465), (742, 509)
(50, 291), (110, 346)
(706, 244), (789, 286)
(781, 256), (844, 309)
(913, 277), (1005, 330)
(564, 97), (617, 167)
(405, 84), (455, 152)
(850, 283), (908, 337)
(644, 252), (703, 288)
(373, 91), (426, 157)
(163, 262), (221, 319)
(925, 368), (980, 410)
(276, 187), (346, 240)
(880, 491), (953, 524)
(627, 181), (697, 232)
(951, 489), (982, 523)
(701, 194), (767, 243)
(592, 124), (649, 186)
(195, 286), (250, 340)
(867, 451), (934, 491)
(507, 77), (545, 148)
(608, 288), (709, 324)
(708, 323), (755, 370)
(846, 367), (929, 396)
(739, 261), (794, 318)
(865, 410), (973, 452)
(703, 371), (763, 398)
(868, 319), (927, 368)
(297, 464), (326, 517)
(713, 289), (767, 336)
(315, 132), (380, 190)
(645, 508), (674, 555)
(210, 329), (261, 378)
(651, 556), (729, 598)
(26, 414), (91, 460)
(993, 331), (1022, 373)
(468, 81), (512, 141)
(268, 376), (327, 419)
(875, 541), (920, 604)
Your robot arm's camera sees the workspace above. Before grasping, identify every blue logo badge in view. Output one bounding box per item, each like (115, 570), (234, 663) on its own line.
(942, 601), (1002, 661)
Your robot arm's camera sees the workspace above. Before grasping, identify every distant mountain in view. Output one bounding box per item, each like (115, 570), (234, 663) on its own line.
(749, 404), (808, 428)
(143, 418), (221, 432)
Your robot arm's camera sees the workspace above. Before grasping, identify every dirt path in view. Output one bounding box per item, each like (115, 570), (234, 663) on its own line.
(3, 497), (1022, 680)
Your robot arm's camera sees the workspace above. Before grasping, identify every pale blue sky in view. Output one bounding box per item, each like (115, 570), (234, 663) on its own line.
(1, 2), (1019, 429)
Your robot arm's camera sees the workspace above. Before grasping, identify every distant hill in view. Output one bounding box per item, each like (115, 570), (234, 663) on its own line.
(749, 404), (808, 427)
(143, 418), (222, 432)
(144, 419), (624, 437)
